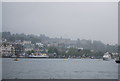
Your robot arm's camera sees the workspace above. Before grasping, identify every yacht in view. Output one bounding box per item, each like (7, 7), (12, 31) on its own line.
(103, 52), (111, 61)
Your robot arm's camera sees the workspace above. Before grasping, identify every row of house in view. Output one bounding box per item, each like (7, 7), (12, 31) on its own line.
(1, 40), (35, 57)
(1, 39), (55, 57)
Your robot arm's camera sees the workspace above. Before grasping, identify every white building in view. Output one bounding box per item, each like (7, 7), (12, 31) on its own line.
(1, 44), (15, 56)
(36, 43), (44, 47)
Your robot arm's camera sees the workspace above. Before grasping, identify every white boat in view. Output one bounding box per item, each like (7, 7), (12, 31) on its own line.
(103, 52), (111, 61)
(11, 54), (17, 58)
(28, 53), (49, 58)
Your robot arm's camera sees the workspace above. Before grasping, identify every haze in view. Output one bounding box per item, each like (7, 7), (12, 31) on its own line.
(2, 2), (118, 45)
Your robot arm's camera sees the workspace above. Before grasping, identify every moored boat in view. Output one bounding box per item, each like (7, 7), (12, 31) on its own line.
(115, 57), (120, 63)
(28, 53), (49, 58)
(115, 60), (120, 63)
(103, 52), (111, 61)
(14, 58), (20, 61)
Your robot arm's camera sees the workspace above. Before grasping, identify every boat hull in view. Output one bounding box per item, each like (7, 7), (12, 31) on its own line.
(28, 56), (49, 58)
(115, 60), (120, 63)
(103, 57), (111, 61)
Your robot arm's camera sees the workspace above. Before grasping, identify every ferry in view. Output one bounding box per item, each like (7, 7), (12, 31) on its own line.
(28, 53), (49, 58)
(103, 52), (111, 61)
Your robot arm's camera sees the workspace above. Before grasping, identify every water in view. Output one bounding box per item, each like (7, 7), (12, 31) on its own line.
(2, 58), (118, 79)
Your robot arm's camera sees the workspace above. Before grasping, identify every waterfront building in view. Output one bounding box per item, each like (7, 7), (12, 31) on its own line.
(1, 44), (15, 57)
(36, 43), (44, 47)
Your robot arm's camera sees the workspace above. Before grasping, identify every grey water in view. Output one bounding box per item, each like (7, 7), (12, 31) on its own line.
(2, 58), (118, 79)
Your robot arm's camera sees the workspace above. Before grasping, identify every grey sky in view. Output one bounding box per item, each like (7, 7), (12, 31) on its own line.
(2, 2), (118, 44)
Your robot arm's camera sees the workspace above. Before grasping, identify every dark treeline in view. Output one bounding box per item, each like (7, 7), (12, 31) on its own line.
(2, 32), (49, 44)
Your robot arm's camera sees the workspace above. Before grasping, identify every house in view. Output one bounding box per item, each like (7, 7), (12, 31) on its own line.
(1, 44), (15, 57)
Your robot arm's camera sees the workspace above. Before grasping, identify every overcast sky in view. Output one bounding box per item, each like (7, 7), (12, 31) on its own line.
(2, 2), (118, 45)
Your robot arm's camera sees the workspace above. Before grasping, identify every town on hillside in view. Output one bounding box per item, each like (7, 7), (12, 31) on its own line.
(0, 32), (118, 59)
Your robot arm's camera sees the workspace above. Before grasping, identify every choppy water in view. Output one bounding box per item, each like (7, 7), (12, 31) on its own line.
(2, 58), (118, 79)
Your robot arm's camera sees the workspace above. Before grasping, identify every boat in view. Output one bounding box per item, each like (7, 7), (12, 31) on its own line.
(115, 60), (120, 63)
(103, 52), (111, 61)
(14, 58), (20, 61)
(28, 53), (49, 58)
(115, 57), (120, 63)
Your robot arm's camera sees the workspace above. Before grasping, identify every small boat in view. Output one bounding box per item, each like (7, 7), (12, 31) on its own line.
(115, 57), (120, 63)
(115, 60), (120, 63)
(11, 54), (17, 58)
(103, 52), (111, 61)
(64, 58), (69, 61)
(14, 58), (20, 61)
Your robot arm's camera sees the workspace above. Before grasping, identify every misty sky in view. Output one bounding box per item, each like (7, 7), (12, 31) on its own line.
(2, 2), (118, 44)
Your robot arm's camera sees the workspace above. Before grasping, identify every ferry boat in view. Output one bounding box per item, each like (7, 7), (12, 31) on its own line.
(103, 52), (111, 61)
(28, 53), (49, 58)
